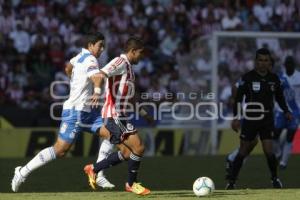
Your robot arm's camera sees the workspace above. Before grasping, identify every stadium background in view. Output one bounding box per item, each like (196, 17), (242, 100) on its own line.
(1, 0), (300, 194)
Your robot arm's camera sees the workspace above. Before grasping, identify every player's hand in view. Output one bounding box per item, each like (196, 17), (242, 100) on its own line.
(90, 93), (101, 108)
(231, 119), (240, 133)
(143, 114), (155, 126)
(285, 112), (293, 122)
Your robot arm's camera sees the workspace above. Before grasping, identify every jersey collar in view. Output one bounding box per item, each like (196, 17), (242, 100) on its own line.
(120, 54), (131, 66)
(81, 48), (91, 54)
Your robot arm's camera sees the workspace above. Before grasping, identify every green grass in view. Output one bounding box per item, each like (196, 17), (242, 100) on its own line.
(1, 156), (300, 199)
(1, 190), (300, 200)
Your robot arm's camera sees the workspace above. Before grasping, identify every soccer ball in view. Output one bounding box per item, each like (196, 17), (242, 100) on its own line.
(192, 177), (215, 197)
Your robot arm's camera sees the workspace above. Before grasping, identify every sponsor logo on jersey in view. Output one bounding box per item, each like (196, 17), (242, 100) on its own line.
(126, 123), (134, 131)
(252, 82), (260, 91)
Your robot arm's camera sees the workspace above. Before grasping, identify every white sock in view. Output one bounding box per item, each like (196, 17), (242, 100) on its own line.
(20, 146), (56, 177)
(273, 140), (281, 159)
(97, 139), (113, 177)
(280, 142), (292, 166)
(228, 148), (239, 162)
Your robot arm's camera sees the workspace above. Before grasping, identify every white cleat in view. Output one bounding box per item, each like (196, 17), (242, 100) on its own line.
(96, 175), (115, 189)
(11, 166), (26, 192)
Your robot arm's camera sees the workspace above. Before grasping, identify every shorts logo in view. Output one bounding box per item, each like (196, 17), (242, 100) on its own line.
(252, 82), (260, 91)
(60, 123), (68, 134)
(69, 131), (75, 139)
(126, 123), (134, 131)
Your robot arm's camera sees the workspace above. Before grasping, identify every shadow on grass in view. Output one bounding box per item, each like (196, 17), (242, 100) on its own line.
(146, 190), (255, 198)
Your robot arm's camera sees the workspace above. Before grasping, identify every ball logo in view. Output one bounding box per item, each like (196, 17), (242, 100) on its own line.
(69, 131), (75, 139)
(126, 123), (134, 131)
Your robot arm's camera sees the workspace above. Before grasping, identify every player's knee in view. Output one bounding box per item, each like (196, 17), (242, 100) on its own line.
(53, 145), (68, 158)
(134, 143), (145, 156)
(120, 149), (131, 160)
(263, 148), (273, 156)
(55, 149), (67, 158)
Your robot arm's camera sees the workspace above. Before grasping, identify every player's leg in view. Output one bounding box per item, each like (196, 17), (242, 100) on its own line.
(226, 120), (258, 189)
(122, 132), (150, 195)
(279, 128), (297, 169)
(96, 139), (115, 188)
(89, 113), (115, 189)
(260, 118), (282, 188)
(273, 112), (285, 159)
(261, 139), (282, 188)
(225, 147), (239, 175)
(226, 138), (257, 176)
(11, 109), (78, 192)
(273, 128), (283, 159)
(227, 148), (239, 163)
(84, 122), (127, 190)
(225, 139), (254, 189)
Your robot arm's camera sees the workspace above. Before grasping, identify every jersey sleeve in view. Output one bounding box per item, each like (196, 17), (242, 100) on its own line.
(85, 56), (100, 78)
(69, 56), (77, 66)
(274, 75), (290, 113)
(101, 57), (126, 77)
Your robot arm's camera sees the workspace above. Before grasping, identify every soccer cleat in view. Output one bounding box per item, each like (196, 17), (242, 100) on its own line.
(125, 182), (151, 195)
(84, 164), (97, 190)
(11, 166), (26, 192)
(271, 177), (283, 188)
(96, 175), (115, 189)
(225, 181), (236, 190)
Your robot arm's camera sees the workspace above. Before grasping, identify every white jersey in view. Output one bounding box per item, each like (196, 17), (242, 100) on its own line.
(274, 69), (300, 113)
(286, 70), (300, 108)
(63, 48), (100, 112)
(101, 54), (135, 118)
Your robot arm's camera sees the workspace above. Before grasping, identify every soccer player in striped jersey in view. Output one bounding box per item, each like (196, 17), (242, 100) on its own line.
(83, 37), (152, 195)
(11, 33), (114, 192)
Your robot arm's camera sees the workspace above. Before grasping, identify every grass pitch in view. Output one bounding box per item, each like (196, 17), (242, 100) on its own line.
(1, 156), (300, 199)
(1, 190), (300, 200)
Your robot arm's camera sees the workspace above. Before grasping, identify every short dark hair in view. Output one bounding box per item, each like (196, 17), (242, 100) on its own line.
(124, 37), (144, 52)
(255, 48), (271, 59)
(284, 56), (295, 66)
(84, 32), (105, 48)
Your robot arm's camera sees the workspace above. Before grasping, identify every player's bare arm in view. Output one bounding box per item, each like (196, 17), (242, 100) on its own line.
(65, 62), (73, 78)
(89, 71), (107, 108)
(131, 93), (155, 125)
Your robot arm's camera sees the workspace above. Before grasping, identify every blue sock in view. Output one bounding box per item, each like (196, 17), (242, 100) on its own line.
(93, 151), (124, 173)
(128, 153), (142, 186)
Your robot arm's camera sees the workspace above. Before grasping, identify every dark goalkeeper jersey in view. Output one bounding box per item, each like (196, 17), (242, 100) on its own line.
(233, 70), (290, 118)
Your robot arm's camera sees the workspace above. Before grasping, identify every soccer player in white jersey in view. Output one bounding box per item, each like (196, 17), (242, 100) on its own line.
(11, 33), (114, 192)
(65, 50), (115, 189)
(273, 56), (300, 169)
(83, 37), (151, 195)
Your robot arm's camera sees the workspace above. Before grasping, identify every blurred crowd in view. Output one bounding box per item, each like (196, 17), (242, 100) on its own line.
(1, 0), (300, 110)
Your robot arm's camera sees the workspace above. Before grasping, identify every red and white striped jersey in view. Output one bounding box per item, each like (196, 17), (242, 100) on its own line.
(101, 54), (135, 118)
